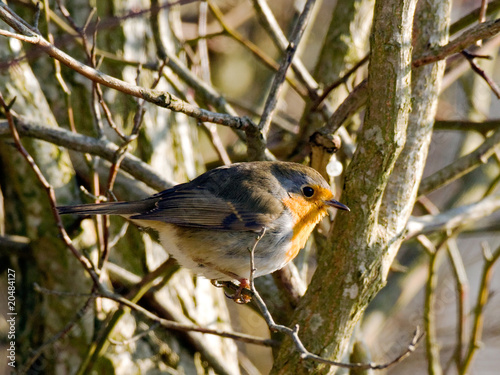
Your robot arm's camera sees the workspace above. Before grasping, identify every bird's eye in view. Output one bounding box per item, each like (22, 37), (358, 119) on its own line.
(302, 186), (315, 198)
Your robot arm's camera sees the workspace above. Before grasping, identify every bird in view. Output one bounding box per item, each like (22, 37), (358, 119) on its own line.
(58, 161), (349, 303)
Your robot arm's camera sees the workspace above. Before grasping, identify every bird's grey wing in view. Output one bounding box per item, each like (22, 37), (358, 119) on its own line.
(130, 188), (278, 232)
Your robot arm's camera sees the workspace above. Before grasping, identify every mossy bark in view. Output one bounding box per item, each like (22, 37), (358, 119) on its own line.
(271, 0), (418, 373)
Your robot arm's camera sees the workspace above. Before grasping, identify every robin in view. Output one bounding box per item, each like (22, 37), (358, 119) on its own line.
(58, 161), (349, 303)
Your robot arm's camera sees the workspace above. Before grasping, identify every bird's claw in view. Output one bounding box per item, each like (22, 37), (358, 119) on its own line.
(211, 279), (252, 304)
(224, 289), (251, 304)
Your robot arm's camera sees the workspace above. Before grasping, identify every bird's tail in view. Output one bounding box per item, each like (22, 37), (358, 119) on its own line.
(57, 200), (155, 216)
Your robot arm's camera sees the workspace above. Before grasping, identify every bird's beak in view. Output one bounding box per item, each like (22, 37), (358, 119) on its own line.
(325, 199), (350, 211)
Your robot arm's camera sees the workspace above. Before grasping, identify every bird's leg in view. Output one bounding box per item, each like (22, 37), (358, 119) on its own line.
(211, 279), (252, 304)
(231, 278), (251, 304)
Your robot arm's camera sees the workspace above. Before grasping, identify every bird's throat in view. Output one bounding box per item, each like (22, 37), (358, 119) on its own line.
(282, 195), (328, 262)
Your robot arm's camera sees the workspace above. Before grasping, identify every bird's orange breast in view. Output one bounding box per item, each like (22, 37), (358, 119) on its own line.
(281, 194), (329, 262)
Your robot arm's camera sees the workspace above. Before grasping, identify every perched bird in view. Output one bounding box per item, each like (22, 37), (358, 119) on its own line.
(58, 161), (349, 302)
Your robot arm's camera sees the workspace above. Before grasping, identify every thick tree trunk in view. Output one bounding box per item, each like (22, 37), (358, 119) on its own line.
(271, 0), (418, 372)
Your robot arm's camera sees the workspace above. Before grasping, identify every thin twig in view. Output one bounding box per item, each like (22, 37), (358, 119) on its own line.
(196, 2), (232, 165)
(413, 18), (500, 68)
(250, 0), (357, 162)
(153, 0), (263, 159)
(446, 238), (469, 370)
(313, 18), (500, 145)
(434, 119), (500, 135)
(441, 34), (500, 92)
(108, 322), (161, 345)
(460, 244), (500, 374)
(416, 235), (437, 256)
(450, 0), (500, 35)
(0, 3), (256, 131)
(0, 28), (40, 42)
(198, 0), (211, 83)
(0, 94), (100, 286)
(418, 127), (500, 196)
(461, 50), (500, 99)
(251, 0), (319, 94)
(55, 0), (242, 130)
(406, 193), (500, 238)
(98, 222), (127, 252)
(310, 55), (369, 111)
(0, 118), (173, 192)
(479, 0), (488, 23)
(247, 228), (423, 370)
(247, 228), (267, 291)
(95, 83), (126, 139)
(1, 92), (104, 374)
(476, 0), (488, 46)
(250, 0), (359, 160)
(320, 79), (368, 136)
(34, 283), (96, 298)
(207, 0), (306, 98)
(423, 235), (451, 375)
(97, 287), (276, 347)
(99, 61), (165, 270)
(257, 0), (316, 138)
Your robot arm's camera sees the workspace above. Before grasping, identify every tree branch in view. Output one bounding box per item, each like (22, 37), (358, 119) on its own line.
(257, 0), (316, 139)
(418, 127), (500, 196)
(460, 244), (500, 374)
(314, 17), (500, 139)
(406, 193), (500, 239)
(434, 119), (500, 134)
(251, 0), (319, 94)
(0, 3), (257, 132)
(0, 118), (172, 192)
(271, 1), (418, 372)
(414, 18), (500, 68)
(247, 229), (423, 371)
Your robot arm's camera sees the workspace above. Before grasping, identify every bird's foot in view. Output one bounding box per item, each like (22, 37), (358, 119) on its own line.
(211, 279), (252, 304)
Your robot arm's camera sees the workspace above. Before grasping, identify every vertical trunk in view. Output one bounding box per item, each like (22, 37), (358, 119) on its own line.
(271, 0), (417, 372)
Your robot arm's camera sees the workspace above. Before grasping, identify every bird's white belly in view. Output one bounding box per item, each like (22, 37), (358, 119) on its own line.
(133, 219), (294, 281)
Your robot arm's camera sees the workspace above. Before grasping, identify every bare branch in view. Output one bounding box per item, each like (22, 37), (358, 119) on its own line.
(0, 234), (30, 254)
(446, 238), (469, 369)
(0, 118), (172, 192)
(406, 194), (500, 239)
(0, 28), (40, 43)
(418, 127), (500, 196)
(247, 228), (423, 371)
(257, 0), (316, 139)
(414, 18), (500, 68)
(251, 0), (319, 93)
(0, 93), (100, 286)
(318, 79), (368, 136)
(459, 244), (500, 374)
(0, 3), (256, 132)
(312, 18), (500, 142)
(449, 0), (500, 35)
(97, 285), (275, 347)
(461, 50), (500, 98)
(108, 322), (160, 346)
(434, 119), (500, 134)
(424, 235), (453, 375)
(311, 55), (369, 111)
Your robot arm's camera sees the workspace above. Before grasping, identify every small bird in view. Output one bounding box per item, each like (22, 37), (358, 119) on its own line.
(58, 161), (349, 302)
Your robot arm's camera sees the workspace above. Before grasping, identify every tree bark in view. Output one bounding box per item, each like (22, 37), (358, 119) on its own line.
(271, 0), (417, 372)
